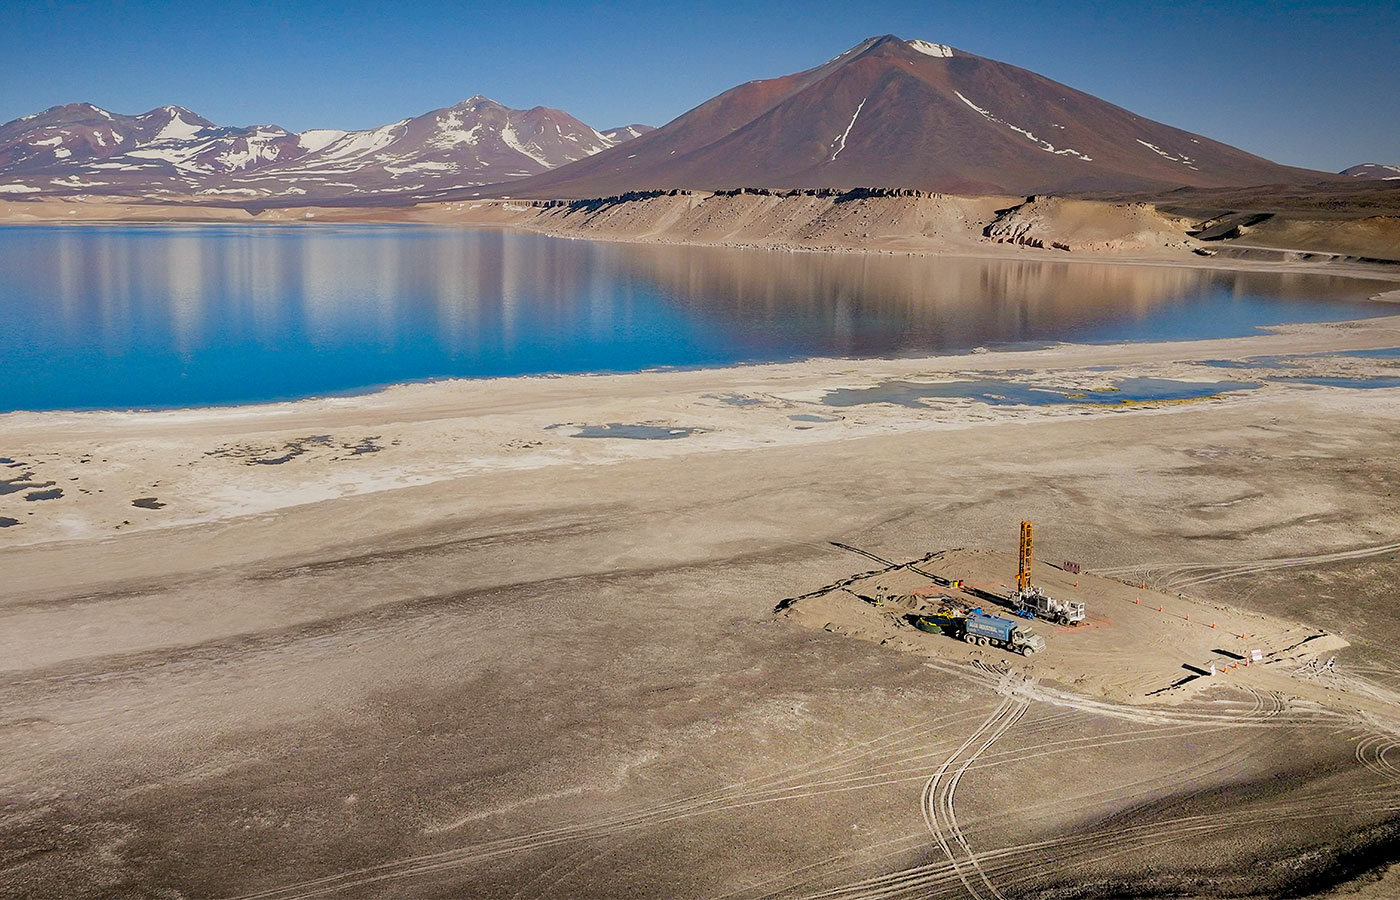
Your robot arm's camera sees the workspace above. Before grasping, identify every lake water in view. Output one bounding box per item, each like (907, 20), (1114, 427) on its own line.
(1, 224), (1391, 412)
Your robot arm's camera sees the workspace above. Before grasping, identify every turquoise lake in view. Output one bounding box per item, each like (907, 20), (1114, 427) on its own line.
(1, 224), (1391, 412)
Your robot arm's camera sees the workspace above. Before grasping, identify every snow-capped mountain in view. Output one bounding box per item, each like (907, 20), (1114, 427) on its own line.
(1341, 163), (1400, 180)
(0, 98), (648, 201)
(602, 124), (655, 143)
(495, 35), (1333, 198)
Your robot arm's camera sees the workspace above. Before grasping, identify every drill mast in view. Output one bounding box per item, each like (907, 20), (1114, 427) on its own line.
(1016, 520), (1033, 593)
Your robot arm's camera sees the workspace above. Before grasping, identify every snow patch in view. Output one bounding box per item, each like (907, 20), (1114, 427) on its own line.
(32, 135), (64, 147)
(155, 110), (204, 142)
(954, 91), (1092, 161)
(1136, 139), (1198, 169)
(830, 97), (867, 161)
(297, 129), (347, 152)
(907, 40), (953, 58)
(432, 113), (484, 149)
(310, 120), (406, 162)
(51, 176), (106, 188)
(0, 184), (42, 193)
(431, 111), (484, 148)
(500, 122), (552, 167)
(384, 160), (458, 175)
(196, 187), (263, 195)
(216, 143), (281, 171)
(126, 147), (195, 164)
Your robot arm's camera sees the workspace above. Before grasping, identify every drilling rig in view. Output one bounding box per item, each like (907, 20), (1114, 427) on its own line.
(1010, 520), (1085, 625)
(1017, 520), (1034, 594)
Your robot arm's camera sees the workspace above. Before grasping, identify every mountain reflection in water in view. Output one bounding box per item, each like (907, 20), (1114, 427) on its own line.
(1, 225), (1387, 411)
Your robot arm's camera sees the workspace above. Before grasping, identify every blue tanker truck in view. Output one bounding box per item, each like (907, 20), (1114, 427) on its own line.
(916, 608), (1046, 656)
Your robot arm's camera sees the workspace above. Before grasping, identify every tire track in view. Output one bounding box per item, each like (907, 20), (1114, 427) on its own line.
(1096, 539), (1400, 591)
(922, 696), (1028, 900)
(941, 701), (1027, 900)
(221, 678), (1375, 900)
(800, 793), (1400, 900)
(225, 718), (1337, 899)
(748, 691), (1363, 900)
(220, 709), (1004, 900)
(921, 698), (1010, 900)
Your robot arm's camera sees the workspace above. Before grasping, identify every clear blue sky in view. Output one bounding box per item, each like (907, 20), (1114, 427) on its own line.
(3, 0), (1397, 172)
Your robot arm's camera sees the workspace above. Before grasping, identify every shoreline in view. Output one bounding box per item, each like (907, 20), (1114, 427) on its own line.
(4, 313), (1399, 549)
(4, 307), (1400, 424)
(5, 191), (1399, 285)
(6, 214), (1399, 288)
(527, 223), (1400, 286)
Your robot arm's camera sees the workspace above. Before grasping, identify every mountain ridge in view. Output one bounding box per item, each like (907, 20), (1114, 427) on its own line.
(0, 36), (1352, 205)
(0, 98), (650, 201)
(1341, 163), (1400, 180)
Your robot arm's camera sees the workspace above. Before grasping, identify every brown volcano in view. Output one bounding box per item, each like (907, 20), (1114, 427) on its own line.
(491, 35), (1332, 198)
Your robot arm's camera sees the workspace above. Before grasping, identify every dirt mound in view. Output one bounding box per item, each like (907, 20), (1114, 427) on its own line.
(983, 196), (1200, 252)
(781, 547), (1353, 706)
(1222, 215), (1400, 262)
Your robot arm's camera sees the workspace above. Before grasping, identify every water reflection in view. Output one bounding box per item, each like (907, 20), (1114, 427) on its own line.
(612, 243), (1386, 352)
(0, 225), (1388, 412)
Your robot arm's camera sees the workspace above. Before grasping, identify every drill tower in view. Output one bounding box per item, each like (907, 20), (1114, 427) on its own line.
(1016, 520), (1033, 593)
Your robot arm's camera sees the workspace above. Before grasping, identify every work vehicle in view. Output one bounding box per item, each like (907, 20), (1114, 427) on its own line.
(1013, 585), (1085, 625)
(961, 610), (1046, 656)
(1010, 520), (1085, 625)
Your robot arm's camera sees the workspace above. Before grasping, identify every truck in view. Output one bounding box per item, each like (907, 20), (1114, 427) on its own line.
(960, 610), (1046, 656)
(1012, 585), (1085, 626)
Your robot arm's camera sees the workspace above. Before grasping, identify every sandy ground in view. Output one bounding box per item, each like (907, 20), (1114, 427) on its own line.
(6, 306), (1400, 898)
